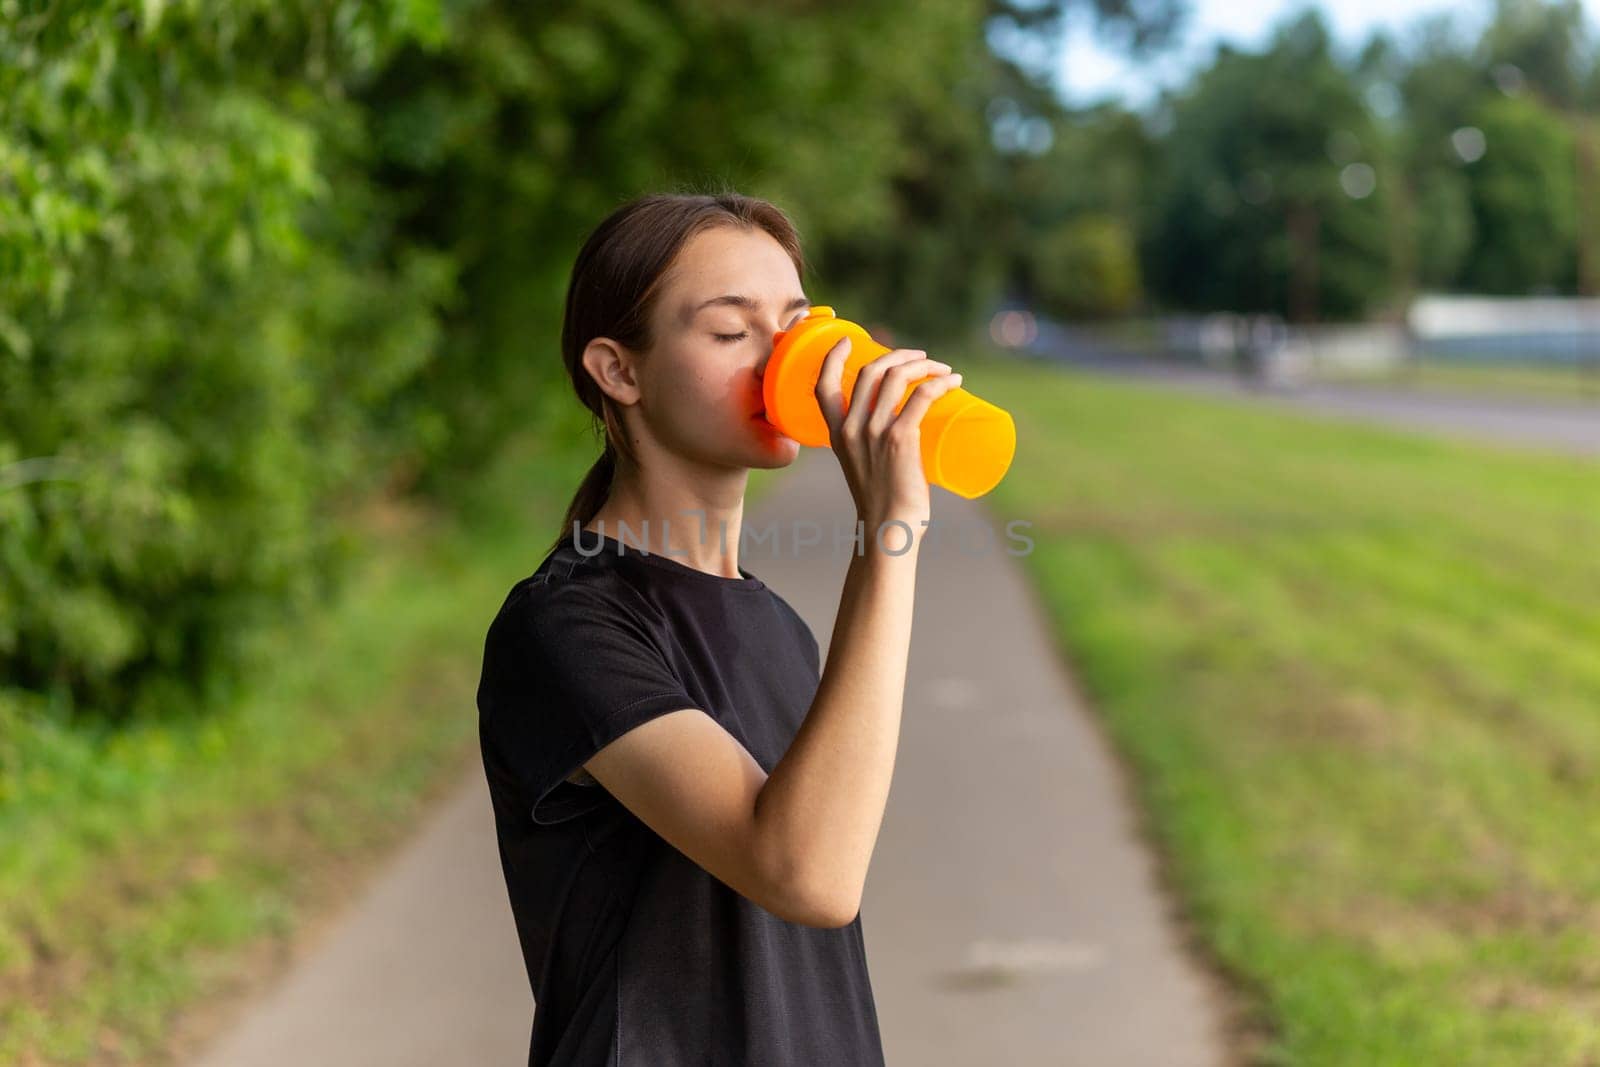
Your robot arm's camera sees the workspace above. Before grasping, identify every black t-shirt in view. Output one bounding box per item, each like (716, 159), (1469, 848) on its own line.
(476, 526), (886, 1066)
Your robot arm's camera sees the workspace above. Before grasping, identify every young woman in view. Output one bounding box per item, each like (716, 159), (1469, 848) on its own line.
(476, 191), (963, 1066)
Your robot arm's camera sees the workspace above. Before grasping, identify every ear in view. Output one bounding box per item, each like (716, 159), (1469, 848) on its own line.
(581, 337), (643, 407)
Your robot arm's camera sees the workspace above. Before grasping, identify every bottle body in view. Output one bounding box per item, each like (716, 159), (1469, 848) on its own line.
(763, 307), (1016, 499)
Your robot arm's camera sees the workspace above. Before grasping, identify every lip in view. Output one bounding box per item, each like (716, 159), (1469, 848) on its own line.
(753, 411), (790, 438)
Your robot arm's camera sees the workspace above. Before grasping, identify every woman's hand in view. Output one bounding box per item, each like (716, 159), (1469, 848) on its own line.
(814, 336), (963, 548)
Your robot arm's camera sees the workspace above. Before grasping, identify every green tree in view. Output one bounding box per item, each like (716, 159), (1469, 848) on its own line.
(359, 0), (1003, 493)
(1030, 214), (1142, 317)
(1459, 92), (1578, 292)
(0, 3), (451, 722)
(1143, 10), (1392, 321)
(359, 0), (1193, 489)
(1482, 0), (1590, 107)
(1381, 15), (1490, 293)
(1379, 1), (1595, 295)
(1, 0), (1198, 723)
(1000, 103), (1156, 314)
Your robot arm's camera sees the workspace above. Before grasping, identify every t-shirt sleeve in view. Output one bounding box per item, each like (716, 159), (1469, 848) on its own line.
(480, 577), (700, 825)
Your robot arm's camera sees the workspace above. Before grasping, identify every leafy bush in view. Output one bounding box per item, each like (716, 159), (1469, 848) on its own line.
(0, 3), (454, 722)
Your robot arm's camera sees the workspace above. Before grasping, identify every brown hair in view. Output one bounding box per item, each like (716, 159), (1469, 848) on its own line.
(549, 189), (806, 555)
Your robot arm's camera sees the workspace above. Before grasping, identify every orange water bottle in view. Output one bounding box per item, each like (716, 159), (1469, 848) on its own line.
(762, 306), (1016, 499)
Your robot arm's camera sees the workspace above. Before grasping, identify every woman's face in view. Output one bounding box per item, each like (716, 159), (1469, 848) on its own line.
(633, 225), (810, 471)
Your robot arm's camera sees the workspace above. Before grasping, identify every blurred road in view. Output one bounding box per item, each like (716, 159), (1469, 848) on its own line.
(186, 445), (1232, 1067)
(1025, 321), (1600, 457)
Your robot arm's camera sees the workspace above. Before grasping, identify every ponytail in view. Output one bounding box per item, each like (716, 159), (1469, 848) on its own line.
(553, 438), (616, 554)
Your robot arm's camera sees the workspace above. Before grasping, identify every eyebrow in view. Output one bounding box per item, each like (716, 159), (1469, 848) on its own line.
(687, 294), (811, 321)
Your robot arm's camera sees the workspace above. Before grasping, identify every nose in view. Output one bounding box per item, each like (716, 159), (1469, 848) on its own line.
(758, 327), (786, 380)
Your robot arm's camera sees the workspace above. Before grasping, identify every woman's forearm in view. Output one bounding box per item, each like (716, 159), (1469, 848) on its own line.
(754, 530), (919, 926)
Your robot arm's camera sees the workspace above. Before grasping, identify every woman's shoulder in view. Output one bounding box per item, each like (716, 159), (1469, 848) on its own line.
(478, 547), (681, 709)
(500, 551), (655, 630)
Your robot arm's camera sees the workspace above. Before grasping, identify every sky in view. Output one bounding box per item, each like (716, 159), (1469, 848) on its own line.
(1038, 0), (1598, 110)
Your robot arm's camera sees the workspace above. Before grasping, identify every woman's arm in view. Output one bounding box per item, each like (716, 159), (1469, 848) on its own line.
(580, 706), (833, 922)
(751, 535), (918, 924)
(577, 537), (919, 929)
(581, 341), (960, 927)
(752, 338), (959, 923)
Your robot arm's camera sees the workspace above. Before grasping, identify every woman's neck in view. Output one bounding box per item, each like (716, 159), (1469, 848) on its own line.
(584, 493), (748, 581)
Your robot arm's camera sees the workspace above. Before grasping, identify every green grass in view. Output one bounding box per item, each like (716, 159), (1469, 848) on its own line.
(0, 406), (790, 1065)
(967, 349), (1600, 1066)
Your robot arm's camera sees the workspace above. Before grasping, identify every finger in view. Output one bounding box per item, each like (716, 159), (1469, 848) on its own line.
(865, 359), (946, 437)
(866, 359), (954, 437)
(842, 349), (932, 436)
(890, 371), (964, 435)
(813, 336), (851, 438)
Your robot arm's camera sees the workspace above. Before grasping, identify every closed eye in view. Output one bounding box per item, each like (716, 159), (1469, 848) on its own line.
(712, 315), (804, 344)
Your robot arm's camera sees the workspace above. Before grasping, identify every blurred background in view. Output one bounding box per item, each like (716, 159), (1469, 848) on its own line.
(2, 0), (1598, 1064)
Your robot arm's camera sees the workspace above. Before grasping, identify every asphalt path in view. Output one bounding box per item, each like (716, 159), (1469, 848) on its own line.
(1025, 324), (1600, 458)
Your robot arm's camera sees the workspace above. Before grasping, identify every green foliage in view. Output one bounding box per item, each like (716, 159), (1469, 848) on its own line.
(1459, 93), (1579, 293)
(1141, 10), (1393, 321)
(0, 3), (454, 722)
(1034, 0), (1600, 315)
(1003, 102), (1157, 314)
(1030, 214), (1141, 318)
(358, 0), (1004, 491)
(1409, 169), (1477, 289)
(0, 0), (1065, 724)
(1481, 0), (1591, 108)
(8, 0), (1593, 730)
(1378, 0), (1593, 296)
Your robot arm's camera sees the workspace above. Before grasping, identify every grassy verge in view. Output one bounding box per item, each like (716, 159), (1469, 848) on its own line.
(966, 349), (1600, 1066)
(0, 409), (791, 1065)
